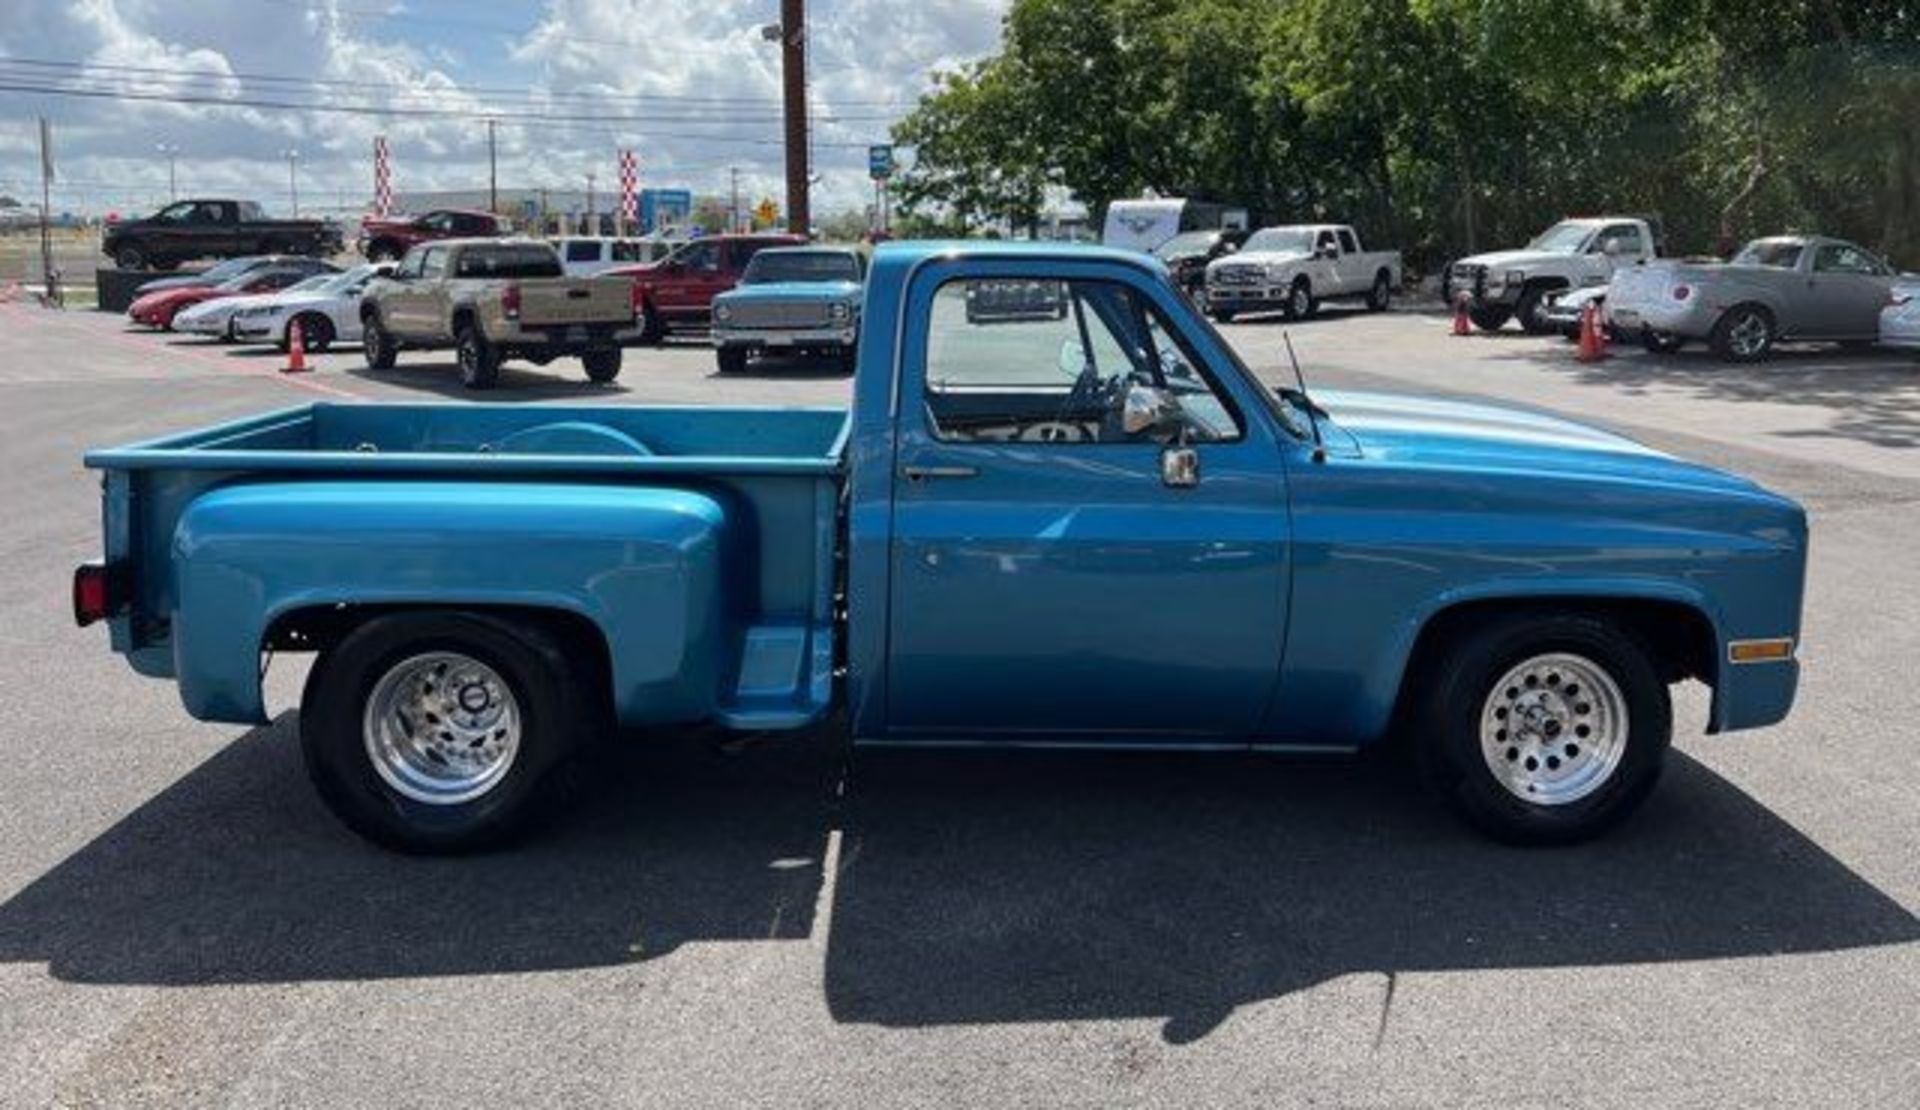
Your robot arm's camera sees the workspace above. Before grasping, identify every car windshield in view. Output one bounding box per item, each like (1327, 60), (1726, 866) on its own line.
(1732, 240), (1804, 268)
(1153, 231), (1218, 258)
(1242, 228), (1313, 254)
(281, 275), (333, 294)
(214, 273), (270, 292)
(316, 267), (374, 292)
(196, 257), (257, 282)
(1526, 222), (1597, 253)
(744, 251), (860, 284)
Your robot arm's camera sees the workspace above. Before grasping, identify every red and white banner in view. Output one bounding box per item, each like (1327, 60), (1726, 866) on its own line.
(373, 135), (392, 217)
(618, 149), (639, 230)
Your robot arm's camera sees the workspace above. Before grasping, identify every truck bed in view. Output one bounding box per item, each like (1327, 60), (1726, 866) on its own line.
(87, 403), (849, 729)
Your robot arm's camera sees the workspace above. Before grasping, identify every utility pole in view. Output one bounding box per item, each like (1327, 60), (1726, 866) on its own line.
(585, 171), (596, 235)
(37, 117), (55, 299)
(779, 0), (809, 236)
(486, 118), (498, 213)
(284, 148), (300, 217)
(729, 167), (741, 233)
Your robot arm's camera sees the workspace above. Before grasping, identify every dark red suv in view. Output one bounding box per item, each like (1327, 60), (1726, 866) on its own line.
(357, 209), (505, 262)
(608, 233), (806, 342)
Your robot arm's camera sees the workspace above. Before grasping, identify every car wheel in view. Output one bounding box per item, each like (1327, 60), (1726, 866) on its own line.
(715, 347), (749, 375)
(456, 323), (502, 389)
(1468, 305), (1512, 332)
(368, 243), (402, 264)
(300, 611), (598, 853)
(1287, 278), (1315, 321)
(220, 318), (238, 344)
(1514, 286), (1561, 335)
(297, 313), (335, 353)
(582, 347), (621, 383)
(1710, 304), (1775, 362)
(361, 313), (397, 370)
(1642, 331), (1685, 354)
(114, 244), (148, 271)
(1416, 610), (1671, 844)
(1366, 272), (1392, 312)
(1208, 306), (1237, 324)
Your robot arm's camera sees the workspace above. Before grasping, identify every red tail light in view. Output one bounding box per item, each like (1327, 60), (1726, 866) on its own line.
(1672, 284), (1692, 301)
(72, 562), (119, 627)
(501, 283), (521, 319)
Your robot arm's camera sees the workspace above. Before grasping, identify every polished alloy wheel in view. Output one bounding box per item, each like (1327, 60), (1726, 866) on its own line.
(1727, 312), (1770, 357)
(363, 652), (521, 805)
(1290, 284), (1311, 317)
(1477, 652), (1628, 805)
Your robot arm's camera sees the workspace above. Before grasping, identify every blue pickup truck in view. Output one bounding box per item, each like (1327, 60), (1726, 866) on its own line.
(75, 242), (1808, 852)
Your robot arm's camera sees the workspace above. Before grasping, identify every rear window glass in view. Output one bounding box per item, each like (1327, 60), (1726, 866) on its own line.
(744, 251), (861, 284)
(456, 245), (563, 278)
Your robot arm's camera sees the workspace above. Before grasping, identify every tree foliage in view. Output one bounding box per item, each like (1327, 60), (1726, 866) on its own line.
(890, 0), (1920, 269)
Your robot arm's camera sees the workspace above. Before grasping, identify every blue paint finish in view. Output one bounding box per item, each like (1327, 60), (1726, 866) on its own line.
(82, 240), (1810, 755)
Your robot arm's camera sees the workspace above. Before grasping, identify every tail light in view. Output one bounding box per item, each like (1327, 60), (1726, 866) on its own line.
(72, 561), (121, 627)
(501, 283), (521, 320)
(1672, 284), (1692, 301)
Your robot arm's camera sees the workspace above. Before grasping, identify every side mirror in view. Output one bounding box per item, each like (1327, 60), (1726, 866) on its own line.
(1220, 242), (1239, 255)
(1123, 383), (1180, 435)
(1160, 445), (1200, 488)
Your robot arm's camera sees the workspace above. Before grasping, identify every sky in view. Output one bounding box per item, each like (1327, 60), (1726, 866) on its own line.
(0, 0), (1010, 219)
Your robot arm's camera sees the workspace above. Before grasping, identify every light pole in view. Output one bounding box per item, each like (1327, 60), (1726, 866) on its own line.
(284, 148), (300, 217)
(155, 143), (178, 202)
(762, 0), (809, 236)
(585, 171), (596, 235)
(486, 118), (498, 213)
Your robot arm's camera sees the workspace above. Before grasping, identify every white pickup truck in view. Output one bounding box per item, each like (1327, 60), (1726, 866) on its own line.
(1203, 224), (1402, 322)
(1444, 216), (1660, 334)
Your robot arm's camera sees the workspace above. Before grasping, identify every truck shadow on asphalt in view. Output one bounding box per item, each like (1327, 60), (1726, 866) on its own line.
(341, 363), (632, 400)
(0, 717), (1912, 1047)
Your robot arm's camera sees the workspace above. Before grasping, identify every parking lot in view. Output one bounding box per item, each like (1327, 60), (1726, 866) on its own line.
(1, 300), (1916, 1105)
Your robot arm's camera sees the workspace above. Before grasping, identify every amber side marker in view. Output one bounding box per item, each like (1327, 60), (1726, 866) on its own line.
(1728, 638), (1795, 664)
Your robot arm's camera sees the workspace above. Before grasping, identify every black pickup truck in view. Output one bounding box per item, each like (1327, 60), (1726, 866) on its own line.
(101, 198), (344, 271)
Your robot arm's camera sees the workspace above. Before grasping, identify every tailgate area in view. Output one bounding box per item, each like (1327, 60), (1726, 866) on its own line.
(517, 277), (632, 327)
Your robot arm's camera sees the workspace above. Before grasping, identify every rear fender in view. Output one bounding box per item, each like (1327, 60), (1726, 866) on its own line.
(169, 481), (729, 726)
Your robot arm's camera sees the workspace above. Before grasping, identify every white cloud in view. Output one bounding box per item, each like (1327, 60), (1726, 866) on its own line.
(0, 0), (1009, 219)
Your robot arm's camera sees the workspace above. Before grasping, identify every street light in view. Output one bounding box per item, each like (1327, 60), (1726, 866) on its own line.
(284, 148), (300, 217)
(155, 143), (178, 202)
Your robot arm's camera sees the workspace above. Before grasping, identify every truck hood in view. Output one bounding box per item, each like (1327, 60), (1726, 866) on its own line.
(1452, 248), (1569, 271)
(1313, 389), (1759, 495)
(1210, 250), (1309, 271)
(717, 280), (862, 304)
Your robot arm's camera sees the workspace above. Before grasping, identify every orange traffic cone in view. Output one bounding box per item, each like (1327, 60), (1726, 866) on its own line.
(1576, 301), (1609, 363)
(281, 317), (309, 373)
(1450, 292), (1472, 336)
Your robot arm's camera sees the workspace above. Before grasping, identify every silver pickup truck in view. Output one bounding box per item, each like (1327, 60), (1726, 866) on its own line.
(1607, 235), (1899, 361)
(361, 238), (643, 388)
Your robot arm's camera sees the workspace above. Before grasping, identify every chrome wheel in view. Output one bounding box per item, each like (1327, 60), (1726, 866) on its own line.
(1290, 283), (1312, 318)
(363, 652), (521, 805)
(1477, 652), (1628, 806)
(1727, 311), (1771, 358)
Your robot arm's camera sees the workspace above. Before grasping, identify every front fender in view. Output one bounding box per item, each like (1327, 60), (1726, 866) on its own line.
(170, 481), (729, 726)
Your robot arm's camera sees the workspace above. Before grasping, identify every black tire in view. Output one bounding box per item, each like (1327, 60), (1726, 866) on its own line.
(1208, 306), (1237, 323)
(152, 258), (181, 273)
(636, 298), (665, 345)
(1366, 271), (1392, 312)
(456, 321), (501, 389)
(295, 313), (335, 353)
(1642, 331), (1685, 354)
(715, 347), (749, 375)
(361, 312), (397, 370)
(1414, 610), (1671, 845)
(1515, 285), (1562, 335)
(367, 241), (404, 264)
(1286, 278), (1316, 321)
(299, 611), (597, 853)
(113, 244), (148, 271)
(1710, 304), (1775, 363)
(220, 318), (238, 344)
(1468, 305), (1512, 332)
(582, 347), (621, 383)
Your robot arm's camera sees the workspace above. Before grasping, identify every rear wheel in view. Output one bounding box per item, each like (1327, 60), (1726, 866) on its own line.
(456, 321), (501, 389)
(114, 244), (148, 271)
(715, 347), (749, 375)
(361, 313), (397, 369)
(300, 611), (596, 853)
(582, 347), (622, 383)
(1366, 272), (1392, 312)
(1415, 611), (1670, 844)
(1711, 304), (1775, 362)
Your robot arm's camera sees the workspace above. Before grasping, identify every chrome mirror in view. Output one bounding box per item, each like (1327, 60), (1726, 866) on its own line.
(1160, 445), (1200, 488)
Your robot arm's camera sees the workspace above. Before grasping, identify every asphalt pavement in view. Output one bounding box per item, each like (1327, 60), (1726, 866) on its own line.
(0, 300), (1914, 1107)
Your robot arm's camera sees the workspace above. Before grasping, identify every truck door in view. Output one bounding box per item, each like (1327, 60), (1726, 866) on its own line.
(1801, 242), (1892, 338)
(652, 239), (722, 320)
(885, 263), (1290, 740)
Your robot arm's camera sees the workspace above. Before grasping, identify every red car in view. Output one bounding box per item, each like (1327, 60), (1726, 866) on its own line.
(127, 264), (330, 330)
(356, 209), (506, 262)
(607, 233), (805, 342)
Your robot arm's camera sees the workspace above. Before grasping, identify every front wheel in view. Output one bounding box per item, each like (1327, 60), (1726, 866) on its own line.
(1416, 611), (1670, 844)
(1286, 279), (1315, 321)
(295, 313), (335, 353)
(300, 612), (596, 853)
(1468, 305), (1512, 332)
(1207, 305), (1237, 324)
(1366, 273), (1392, 312)
(715, 346), (749, 375)
(1514, 286), (1561, 335)
(582, 347), (621, 383)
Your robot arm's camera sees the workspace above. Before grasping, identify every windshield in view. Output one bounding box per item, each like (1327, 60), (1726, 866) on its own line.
(214, 272), (270, 291)
(1153, 231), (1218, 258)
(1243, 228), (1314, 254)
(1526, 221), (1597, 253)
(281, 275), (333, 294)
(317, 266), (375, 292)
(196, 257), (256, 282)
(1732, 240), (1804, 269)
(744, 250), (860, 284)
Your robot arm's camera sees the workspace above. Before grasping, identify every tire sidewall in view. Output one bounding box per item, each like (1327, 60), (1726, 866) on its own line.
(1425, 614), (1671, 844)
(457, 325), (498, 388)
(362, 315), (395, 368)
(301, 613), (580, 853)
(301, 313), (334, 352)
(1714, 306), (1773, 362)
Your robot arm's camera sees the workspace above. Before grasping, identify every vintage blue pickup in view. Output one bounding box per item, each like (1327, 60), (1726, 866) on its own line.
(76, 242), (1808, 852)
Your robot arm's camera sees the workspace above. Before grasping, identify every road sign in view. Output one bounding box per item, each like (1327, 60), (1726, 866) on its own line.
(754, 197), (779, 227)
(868, 144), (894, 180)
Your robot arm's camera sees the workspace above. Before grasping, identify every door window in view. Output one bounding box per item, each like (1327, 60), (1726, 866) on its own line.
(1813, 243), (1887, 276)
(1336, 228), (1359, 254)
(419, 247), (448, 280)
(1315, 228), (1338, 254)
(923, 278), (1243, 446)
(677, 241), (720, 272)
(1595, 225), (1644, 255)
(396, 248), (427, 279)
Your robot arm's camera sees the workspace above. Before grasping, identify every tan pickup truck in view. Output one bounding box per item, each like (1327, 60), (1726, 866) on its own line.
(360, 238), (642, 388)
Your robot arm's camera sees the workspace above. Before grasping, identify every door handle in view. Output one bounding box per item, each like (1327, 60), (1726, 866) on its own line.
(900, 464), (978, 482)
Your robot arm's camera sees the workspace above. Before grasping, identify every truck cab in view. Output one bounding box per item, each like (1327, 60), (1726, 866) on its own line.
(1445, 217), (1659, 334)
(78, 242), (1807, 853)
